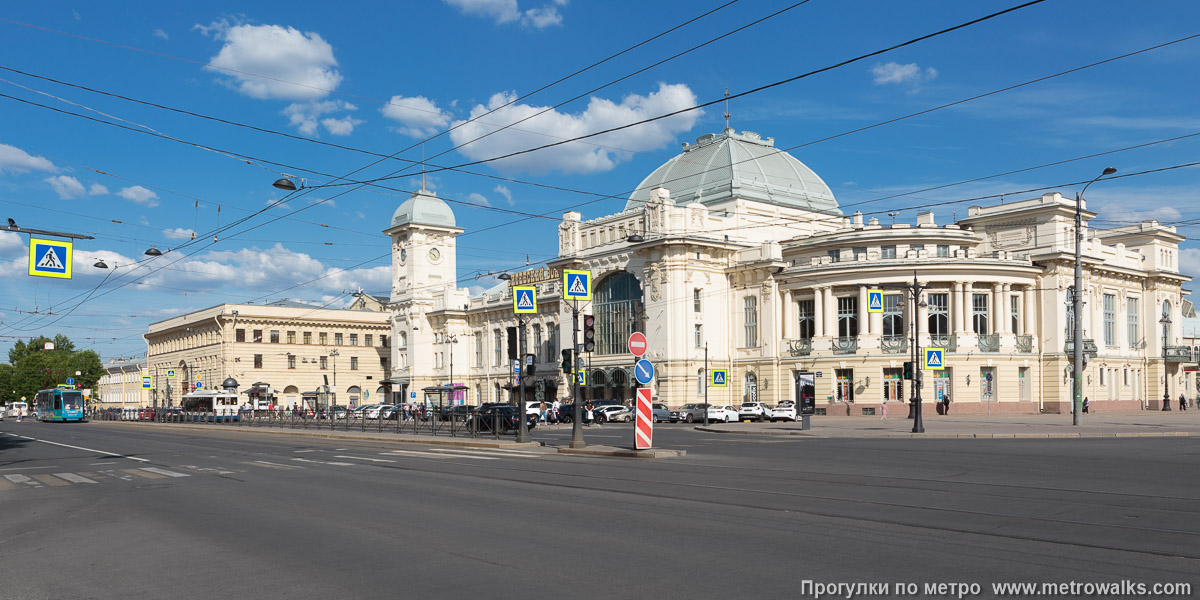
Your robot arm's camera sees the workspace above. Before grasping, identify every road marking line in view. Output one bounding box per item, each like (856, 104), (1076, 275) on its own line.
(247, 461), (301, 469)
(9, 434), (150, 462)
(31, 474), (69, 487)
(0, 466), (56, 471)
(383, 449), (496, 460)
(140, 467), (189, 478)
(434, 449), (542, 458)
(4, 474), (40, 487)
(291, 458), (354, 466)
(54, 473), (96, 484)
(293, 449), (316, 453)
(76, 472), (101, 480)
(335, 455), (396, 463)
(125, 469), (164, 479)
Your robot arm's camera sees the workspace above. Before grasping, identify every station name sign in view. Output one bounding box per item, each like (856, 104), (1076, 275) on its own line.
(507, 266), (562, 287)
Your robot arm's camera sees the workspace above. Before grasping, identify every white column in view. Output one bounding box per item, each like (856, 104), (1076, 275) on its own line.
(1002, 283), (1013, 334)
(813, 287), (825, 338)
(960, 283), (972, 333)
(992, 283), (1004, 334)
(1024, 285), (1037, 337)
(952, 282), (963, 333)
(784, 290), (794, 339)
(823, 287), (835, 337)
(858, 286), (869, 336)
(917, 289), (930, 342)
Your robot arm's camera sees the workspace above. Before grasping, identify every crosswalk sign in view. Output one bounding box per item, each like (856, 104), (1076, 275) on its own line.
(563, 269), (592, 301)
(867, 289), (883, 313)
(576, 370), (587, 385)
(28, 238), (72, 279)
(924, 347), (945, 371)
(141, 375), (153, 389)
(166, 369), (176, 378)
(711, 369), (728, 387)
(513, 286), (537, 313)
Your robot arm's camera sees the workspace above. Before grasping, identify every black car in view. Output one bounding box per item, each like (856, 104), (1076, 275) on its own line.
(438, 404), (478, 422)
(465, 405), (538, 433)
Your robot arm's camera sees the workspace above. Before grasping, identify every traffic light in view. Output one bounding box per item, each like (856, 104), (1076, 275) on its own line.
(903, 361), (914, 380)
(583, 315), (596, 352)
(506, 327), (517, 360)
(561, 349), (573, 373)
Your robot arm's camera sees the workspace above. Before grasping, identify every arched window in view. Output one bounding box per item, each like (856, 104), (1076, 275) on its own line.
(400, 331), (408, 349)
(594, 272), (643, 355)
(1065, 286), (1076, 340)
(744, 372), (758, 403)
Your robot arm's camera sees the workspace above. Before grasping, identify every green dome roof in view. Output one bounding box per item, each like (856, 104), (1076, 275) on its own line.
(626, 129), (840, 215)
(391, 188), (456, 228)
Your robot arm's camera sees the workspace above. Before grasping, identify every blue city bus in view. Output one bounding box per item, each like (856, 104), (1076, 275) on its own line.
(35, 387), (87, 422)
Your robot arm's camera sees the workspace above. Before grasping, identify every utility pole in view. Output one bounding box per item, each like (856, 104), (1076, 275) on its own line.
(570, 300), (585, 449)
(703, 342), (710, 426)
(904, 271), (929, 434)
(1074, 167), (1116, 424)
(517, 319), (531, 443)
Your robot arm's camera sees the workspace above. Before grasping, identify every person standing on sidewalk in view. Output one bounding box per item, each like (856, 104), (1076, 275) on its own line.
(1180, 393), (1188, 411)
(880, 400), (888, 420)
(942, 393), (951, 415)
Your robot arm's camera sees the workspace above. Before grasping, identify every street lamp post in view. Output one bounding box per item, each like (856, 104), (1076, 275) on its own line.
(1073, 167), (1117, 425)
(1161, 313), (1172, 411)
(329, 350), (339, 411)
(516, 319), (531, 443)
(445, 334), (458, 407)
(907, 271), (928, 434)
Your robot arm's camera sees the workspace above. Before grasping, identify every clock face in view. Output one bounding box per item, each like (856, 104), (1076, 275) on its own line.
(428, 247), (441, 262)
(400, 249), (407, 264)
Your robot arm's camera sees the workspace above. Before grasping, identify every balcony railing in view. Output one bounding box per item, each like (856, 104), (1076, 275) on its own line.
(787, 338), (813, 356)
(881, 335), (908, 354)
(977, 333), (999, 353)
(832, 337), (859, 355)
(1165, 346), (1193, 363)
(928, 333), (957, 352)
(1015, 334), (1034, 353)
(1064, 339), (1098, 356)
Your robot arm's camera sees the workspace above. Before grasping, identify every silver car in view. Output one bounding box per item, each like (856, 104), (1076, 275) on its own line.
(669, 403), (707, 423)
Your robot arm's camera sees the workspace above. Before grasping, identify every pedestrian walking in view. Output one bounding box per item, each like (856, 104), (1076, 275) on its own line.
(880, 400), (888, 420)
(942, 393), (951, 415)
(539, 400), (547, 423)
(1082, 397), (1090, 414)
(1180, 393), (1188, 411)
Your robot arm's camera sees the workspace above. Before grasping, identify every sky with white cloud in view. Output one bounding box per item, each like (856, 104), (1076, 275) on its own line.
(1, 0), (1199, 360)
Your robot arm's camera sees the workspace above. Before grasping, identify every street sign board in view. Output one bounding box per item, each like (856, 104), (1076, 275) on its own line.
(141, 375), (153, 389)
(628, 332), (647, 357)
(66, 377), (74, 385)
(576, 370), (587, 386)
(924, 347), (945, 371)
(563, 269), (592, 301)
(635, 387), (653, 450)
(513, 286), (537, 313)
(410, 391), (417, 400)
(512, 359), (521, 374)
(634, 359), (655, 385)
(195, 381), (204, 389)
(867, 289), (883, 313)
(28, 238), (72, 279)
(711, 369), (728, 387)
(166, 369), (176, 378)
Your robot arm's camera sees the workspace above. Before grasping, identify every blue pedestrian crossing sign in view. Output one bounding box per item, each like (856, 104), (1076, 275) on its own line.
(575, 370), (587, 385)
(867, 289), (884, 313)
(28, 238), (72, 279)
(711, 369), (728, 387)
(513, 286), (537, 313)
(634, 359), (655, 385)
(141, 375), (153, 389)
(563, 269), (592, 301)
(166, 369), (176, 378)
(924, 347), (945, 371)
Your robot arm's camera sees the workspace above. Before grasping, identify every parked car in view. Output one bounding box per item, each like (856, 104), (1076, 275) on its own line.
(593, 405), (626, 423)
(438, 404), (478, 422)
(608, 406), (634, 422)
(158, 408), (184, 422)
(670, 403), (707, 423)
(768, 402), (798, 422)
(360, 405), (386, 419)
(707, 405), (739, 423)
(465, 405), (538, 433)
(738, 402), (768, 422)
(651, 403), (670, 423)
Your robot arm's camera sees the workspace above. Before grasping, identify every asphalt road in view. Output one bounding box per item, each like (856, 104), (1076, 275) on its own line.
(1, 419), (1197, 600)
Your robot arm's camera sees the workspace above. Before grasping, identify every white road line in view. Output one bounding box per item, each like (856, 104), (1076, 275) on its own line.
(383, 449), (496, 460)
(293, 450), (315, 453)
(252, 461), (302, 469)
(434, 448), (543, 458)
(139, 467), (189, 478)
(55, 473), (97, 484)
(291, 458), (354, 466)
(7, 434), (150, 462)
(0, 466), (56, 471)
(335, 455), (396, 463)
(4, 474), (40, 486)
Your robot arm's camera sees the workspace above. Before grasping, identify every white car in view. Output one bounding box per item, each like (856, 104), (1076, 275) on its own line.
(738, 402), (768, 422)
(768, 403), (798, 422)
(360, 404), (386, 419)
(707, 405), (738, 423)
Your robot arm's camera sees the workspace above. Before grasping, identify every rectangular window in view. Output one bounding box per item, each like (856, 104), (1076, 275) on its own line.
(881, 245), (896, 259)
(270, 330), (280, 343)
(972, 293), (989, 334)
(350, 333), (358, 346)
(1010, 295), (1020, 334)
(381, 357), (389, 370)
(694, 288), (702, 312)
(910, 244), (925, 252)
(253, 354), (263, 369)
(695, 324), (703, 348)
(236, 329), (246, 342)
(381, 335), (389, 347)
(1103, 294), (1116, 346)
(365, 334), (373, 346)
(253, 329), (263, 343)
(547, 323), (557, 358)
(288, 355), (296, 369)
(797, 299), (815, 340)
(475, 332), (483, 367)
(534, 325), (543, 362)
(350, 356), (358, 370)
(494, 329), (503, 366)
(827, 249), (841, 263)
(303, 331), (312, 345)
(837, 296), (858, 338)
(883, 295), (904, 337)
(286, 331), (296, 344)
(334, 333), (343, 345)
(1127, 297), (1139, 347)
(319, 332), (328, 345)
(744, 296), (758, 347)
(852, 246), (867, 259)
(937, 244), (949, 258)
(320, 356), (327, 370)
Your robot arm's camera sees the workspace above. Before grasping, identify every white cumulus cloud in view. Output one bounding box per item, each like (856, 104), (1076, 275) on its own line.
(381, 95), (452, 138)
(466, 192), (491, 207)
(163, 228), (196, 240)
(118, 185), (160, 207)
(283, 100), (358, 136)
(44, 175), (85, 199)
(448, 82), (701, 174)
(871, 62), (938, 87)
(153, 28), (169, 39)
(493, 184), (514, 206)
(0, 143), (56, 174)
(443, 0), (565, 28)
(204, 23), (342, 100)
(522, 5), (562, 28)
(89, 183), (109, 195)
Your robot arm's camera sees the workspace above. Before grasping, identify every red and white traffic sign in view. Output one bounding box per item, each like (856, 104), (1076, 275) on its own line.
(635, 387), (653, 450)
(628, 332), (647, 357)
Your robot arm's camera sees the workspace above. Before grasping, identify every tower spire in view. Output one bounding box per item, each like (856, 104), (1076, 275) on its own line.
(723, 87), (731, 132)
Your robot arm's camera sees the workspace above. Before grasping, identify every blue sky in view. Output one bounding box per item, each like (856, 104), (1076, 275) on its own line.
(1, 0), (1199, 361)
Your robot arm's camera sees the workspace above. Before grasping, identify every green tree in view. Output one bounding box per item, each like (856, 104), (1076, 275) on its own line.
(5, 335), (103, 404)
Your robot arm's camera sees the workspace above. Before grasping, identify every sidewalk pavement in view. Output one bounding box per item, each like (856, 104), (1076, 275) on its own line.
(694, 410), (1200, 438)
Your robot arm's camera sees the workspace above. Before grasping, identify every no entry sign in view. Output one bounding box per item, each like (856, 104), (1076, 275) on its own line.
(628, 332), (647, 357)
